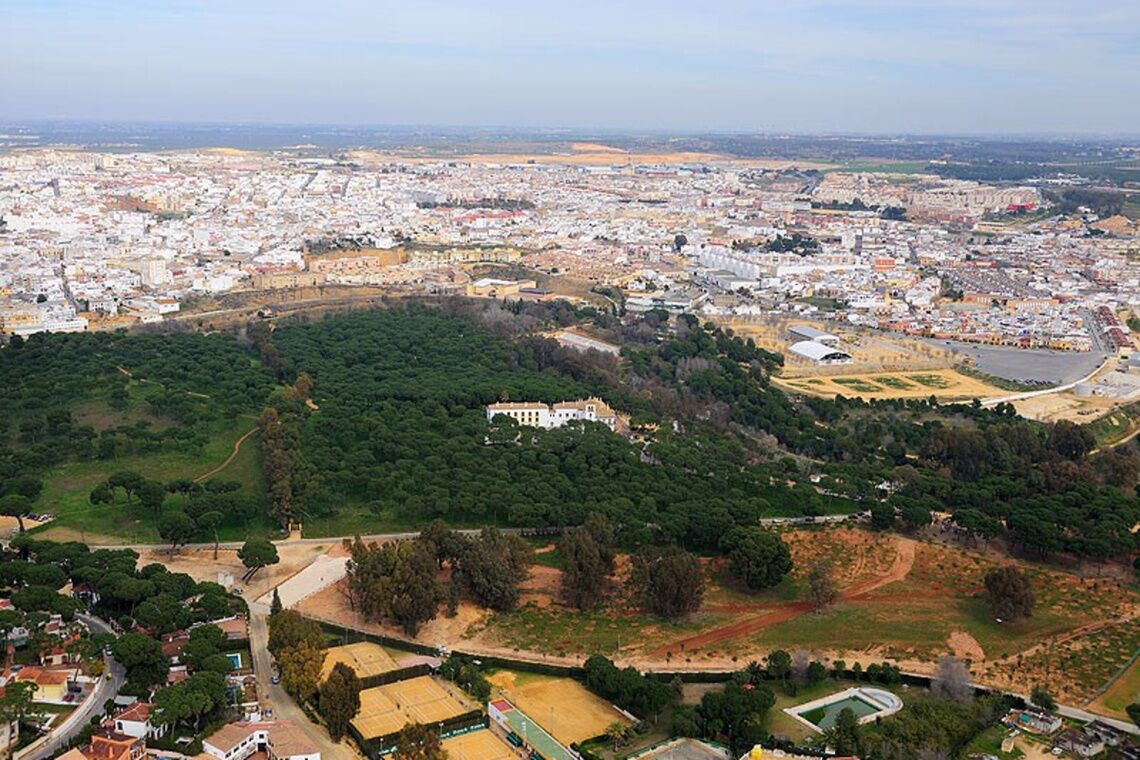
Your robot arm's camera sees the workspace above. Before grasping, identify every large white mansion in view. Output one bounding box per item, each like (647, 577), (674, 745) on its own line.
(485, 398), (617, 431)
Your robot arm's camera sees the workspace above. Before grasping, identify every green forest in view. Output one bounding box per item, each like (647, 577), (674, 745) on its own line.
(1, 301), (1138, 562)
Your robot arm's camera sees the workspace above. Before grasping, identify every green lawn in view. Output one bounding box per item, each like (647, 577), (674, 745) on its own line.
(961, 725), (1023, 759)
(31, 416), (268, 544)
(486, 602), (723, 659)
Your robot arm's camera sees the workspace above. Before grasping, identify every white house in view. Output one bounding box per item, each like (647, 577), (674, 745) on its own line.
(111, 702), (168, 740)
(485, 398), (617, 430)
(203, 722), (319, 760)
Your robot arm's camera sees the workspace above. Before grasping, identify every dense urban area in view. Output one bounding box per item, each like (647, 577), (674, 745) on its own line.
(2, 131), (1140, 760)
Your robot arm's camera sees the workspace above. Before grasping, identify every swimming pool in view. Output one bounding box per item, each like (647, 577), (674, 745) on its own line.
(786, 687), (903, 733)
(799, 695), (881, 728)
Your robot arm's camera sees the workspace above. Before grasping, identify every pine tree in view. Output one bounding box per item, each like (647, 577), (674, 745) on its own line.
(270, 587), (283, 616)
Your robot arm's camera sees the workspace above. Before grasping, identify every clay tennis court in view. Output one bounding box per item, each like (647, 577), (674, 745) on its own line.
(440, 730), (516, 760)
(487, 671), (629, 745)
(352, 676), (470, 739)
(320, 641), (399, 682)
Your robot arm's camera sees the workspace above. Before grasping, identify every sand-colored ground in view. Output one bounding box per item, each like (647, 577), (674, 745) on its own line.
(0, 515), (48, 540)
(776, 369), (1004, 401)
(440, 729), (517, 760)
(487, 671), (630, 745)
(296, 577), (492, 645)
(135, 542), (330, 600)
(1013, 391), (1120, 423)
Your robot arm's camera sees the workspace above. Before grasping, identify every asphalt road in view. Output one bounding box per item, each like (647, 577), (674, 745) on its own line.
(22, 614), (124, 760)
(247, 602), (356, 760)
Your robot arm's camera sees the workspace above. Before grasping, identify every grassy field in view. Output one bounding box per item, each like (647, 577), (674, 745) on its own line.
(485, 601), (725, 660)
(1093, 648), (1140, 717)
(32, 415), (271, 544)
(478, 527), (1140, 712)
(1085, 400), (1140, 446)
(762, 679), (869, 741)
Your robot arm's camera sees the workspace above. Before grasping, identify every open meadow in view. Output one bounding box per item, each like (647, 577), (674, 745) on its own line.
(293, 525), (1140, 719)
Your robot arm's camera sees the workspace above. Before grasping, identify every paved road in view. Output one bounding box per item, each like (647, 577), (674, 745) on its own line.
(21, 614), (124, 760)
(247, 602), (355, 760)
(88, 527), (561, 552)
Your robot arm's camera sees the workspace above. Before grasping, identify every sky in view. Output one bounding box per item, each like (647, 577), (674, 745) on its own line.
(3, 0), (1139, 135)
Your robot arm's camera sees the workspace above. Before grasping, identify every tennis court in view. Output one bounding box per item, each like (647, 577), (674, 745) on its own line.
(440, 729), (516, 760)
(352, 676), (470, 739)
(320, 641), (399, 682)
(488, 671), (630, 745)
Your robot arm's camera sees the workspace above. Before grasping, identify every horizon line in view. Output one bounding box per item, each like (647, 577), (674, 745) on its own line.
(3, 117), (1140, 142)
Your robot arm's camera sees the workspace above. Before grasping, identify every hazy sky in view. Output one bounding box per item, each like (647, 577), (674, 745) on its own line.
(4, 0), (1139, 134)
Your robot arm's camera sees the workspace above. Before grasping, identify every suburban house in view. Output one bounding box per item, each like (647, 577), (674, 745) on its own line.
(57, 730), (146, 760)
(108, 702), (168, 741)
(8, 666), (77, 703)
(203, 722), (320, 760)
(485, 398), (618, 431)
(1004, 707), (1063, 735)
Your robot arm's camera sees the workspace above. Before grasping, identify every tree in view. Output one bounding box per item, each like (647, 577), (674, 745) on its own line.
(719, 527), (793, 591)
(673, 234), (688, 252)
(318, 662), (362, 741)
(270, 588), (283, 616)
(389, 540), (442, 636)
(0, 679), (38, 727)
(153, 671), (226, 730)
(827, 707), (861, 755)
(0, 494), (32, 534)
(1030, 686), (1056, 713)
(605, 722), (629, 751)
(458, 528), (532, 612)
(279, 640), (324, 702)
(869, 502), (895, 530)
(559, 522), (614, 610)
(268, 610), (323, 657)
(806, 559), (839, 612)
(183, 624), (227, 670)
(137, 479), (168, 516)
(239, 539), (280, 576)
(629, 546), (705, 619)
(983, 566), (1034, 621)
(1128, 702), (1140, 728)
(2, 474), (43, 501)
(112, 632), (170, 687)
(157, 511), (197, 550)
(930, 655), (973, 703)
(766, 650), (791, 682)
(392, 722), (447, 760)
(134, 594), (191, 634)
(196, 510), (224, 559)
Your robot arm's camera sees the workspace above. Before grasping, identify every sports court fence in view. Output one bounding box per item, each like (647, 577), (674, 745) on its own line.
(350, 710), (486, 759)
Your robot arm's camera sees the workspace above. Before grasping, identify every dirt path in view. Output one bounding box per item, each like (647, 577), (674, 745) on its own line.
(646, 537), (917, 657)
(844, 537), (916, 597)
(194, 426), (258, 482)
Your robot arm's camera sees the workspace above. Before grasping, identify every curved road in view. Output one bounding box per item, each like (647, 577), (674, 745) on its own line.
(22, 614), (124, 760)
